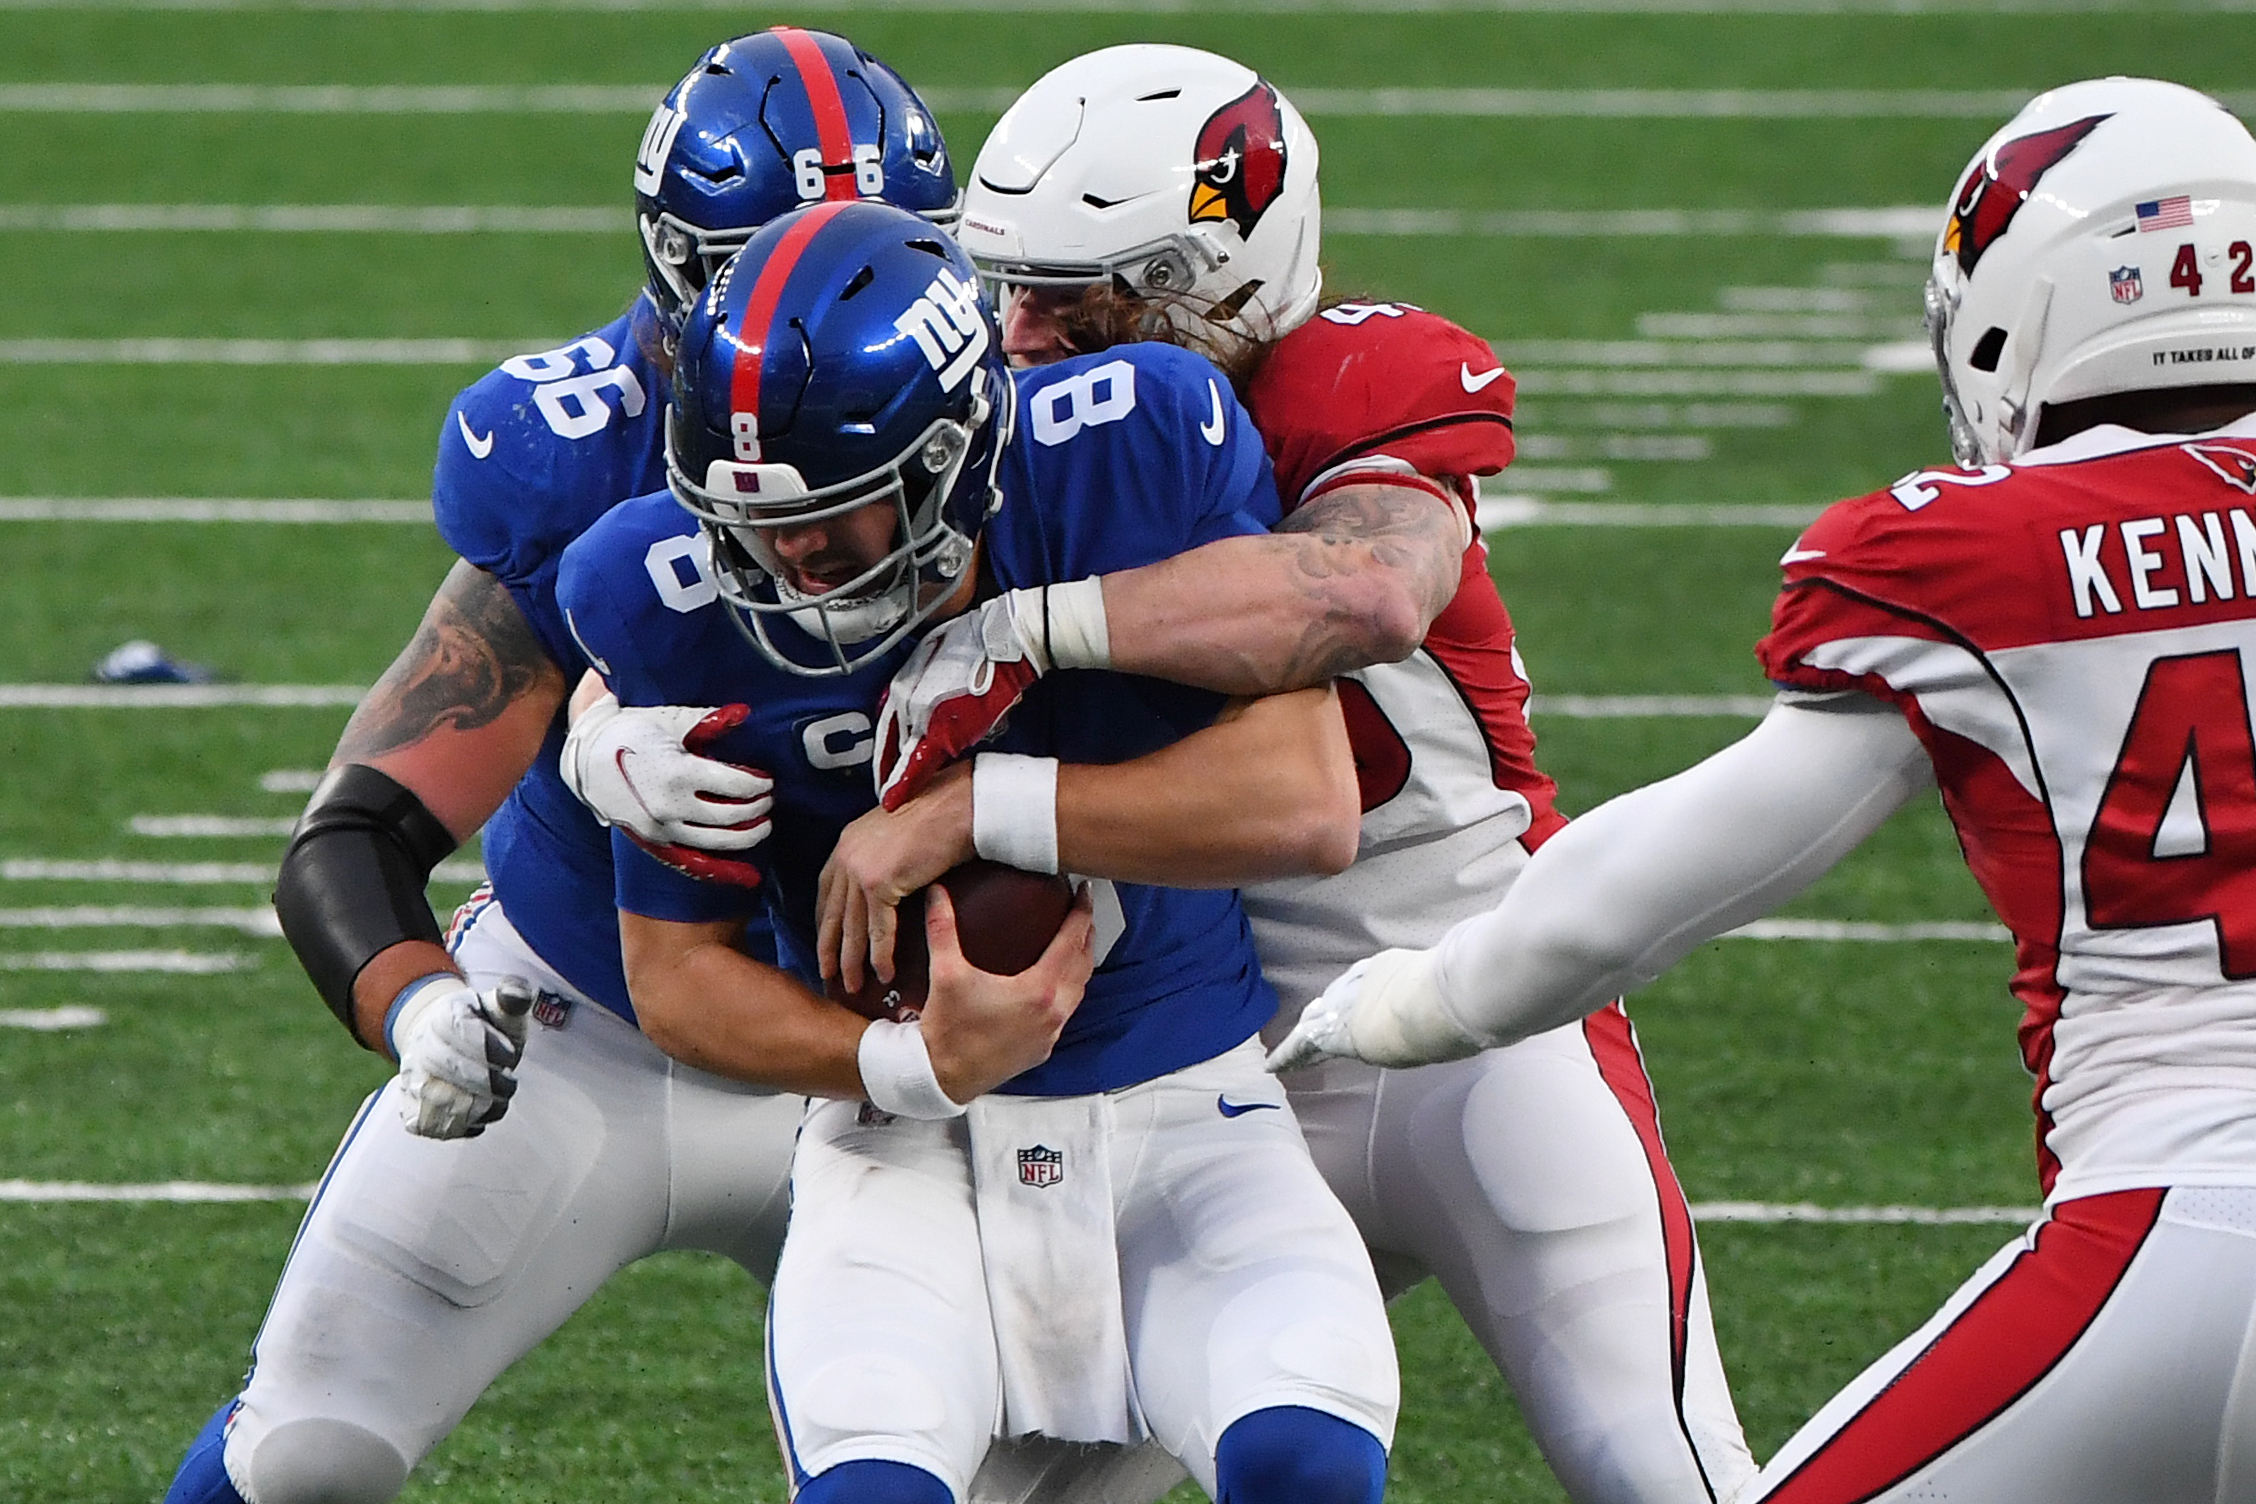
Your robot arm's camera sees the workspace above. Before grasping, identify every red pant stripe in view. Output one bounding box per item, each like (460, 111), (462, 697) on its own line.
(1582, 1002), (1709, 1492)
(1762, 1187), (2167, 1504)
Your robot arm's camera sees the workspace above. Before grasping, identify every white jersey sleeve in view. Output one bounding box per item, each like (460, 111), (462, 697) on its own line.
(1426, 698), (1932, 1047)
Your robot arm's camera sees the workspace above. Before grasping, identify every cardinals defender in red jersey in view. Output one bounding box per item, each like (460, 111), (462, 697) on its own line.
(845, 45), (1754, 1504)
(1275, 78), (2256, 1504)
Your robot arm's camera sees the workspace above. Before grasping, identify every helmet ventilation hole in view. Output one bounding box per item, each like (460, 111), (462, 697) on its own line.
(1136, 89), (1181, 102)
(839, 265), (876, 300)
(1970, 327), (2009, 373)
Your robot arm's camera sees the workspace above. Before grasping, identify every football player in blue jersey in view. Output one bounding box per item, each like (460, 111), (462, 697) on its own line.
(553, 200), (1398, 1504)
(159, 31), (967, 1504)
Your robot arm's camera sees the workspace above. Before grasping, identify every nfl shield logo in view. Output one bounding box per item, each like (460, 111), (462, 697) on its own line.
(1017, 1144), (1064, 1188)
(531, 989), (572, 1029)
(2109, 266), (2144, 305)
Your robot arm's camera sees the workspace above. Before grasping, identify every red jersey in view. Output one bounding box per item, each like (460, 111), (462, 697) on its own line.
(1758, 419), (2256, 1199)
(1236, 300), (1563, 1017)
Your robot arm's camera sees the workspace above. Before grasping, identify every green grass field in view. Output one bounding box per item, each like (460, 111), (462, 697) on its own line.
(1, 3), (2244, 1500)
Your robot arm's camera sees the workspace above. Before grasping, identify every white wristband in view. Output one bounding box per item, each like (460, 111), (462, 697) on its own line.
(972, 753), (1061, 874)
(857, 1018), (967, 1119)
(1040, 577), (1111, 671)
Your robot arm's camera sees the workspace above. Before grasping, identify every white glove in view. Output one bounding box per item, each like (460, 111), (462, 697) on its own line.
(561, 693), (773, 852)
(1264, 948), (1487, 1073)
(388, 975), (534, 1139)
(874, 580), (1108, 811)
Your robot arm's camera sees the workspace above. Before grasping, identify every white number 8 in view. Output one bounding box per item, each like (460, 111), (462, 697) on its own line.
(1029, 360), (1139, 447)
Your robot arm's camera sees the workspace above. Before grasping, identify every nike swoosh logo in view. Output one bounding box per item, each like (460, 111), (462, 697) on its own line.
(1460, 363), (1507, 393)
(1217, 1094), (1281, 1118)
(1199, 379), (1227, 446)
(458, 411), (495, 460)
(1780, 548), (1828, 565)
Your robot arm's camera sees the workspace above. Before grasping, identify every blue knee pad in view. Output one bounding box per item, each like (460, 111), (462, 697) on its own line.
(1215, 1406), (1386, 1504)
(164, 1400), (249, 1504)
(796, 1458), (954, 1504)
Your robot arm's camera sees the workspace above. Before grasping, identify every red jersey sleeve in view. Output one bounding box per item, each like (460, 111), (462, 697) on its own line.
(1245, 303), (1516, 511)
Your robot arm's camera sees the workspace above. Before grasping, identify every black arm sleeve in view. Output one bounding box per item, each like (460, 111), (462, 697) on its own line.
(273, 764), (461, 1045)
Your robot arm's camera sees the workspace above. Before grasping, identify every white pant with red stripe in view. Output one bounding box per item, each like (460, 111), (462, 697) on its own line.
(1281, 1005), (1755, 1504)
(1748, 1185), (2256, 1504)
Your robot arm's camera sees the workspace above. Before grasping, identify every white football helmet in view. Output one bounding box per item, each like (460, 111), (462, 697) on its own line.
(956, 44), (1322, 349)
(1927, 77), (2256, 465)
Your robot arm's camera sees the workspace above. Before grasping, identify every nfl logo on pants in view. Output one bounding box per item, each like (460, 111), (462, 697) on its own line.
(1018, 1145), (1064, 1188)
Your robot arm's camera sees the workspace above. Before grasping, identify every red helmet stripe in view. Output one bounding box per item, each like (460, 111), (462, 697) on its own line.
(729, 200), (855, 427)
(774, 27), (859, 203)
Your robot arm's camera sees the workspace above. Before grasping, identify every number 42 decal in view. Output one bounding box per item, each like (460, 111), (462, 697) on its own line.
(2168, 241), (2256, 298)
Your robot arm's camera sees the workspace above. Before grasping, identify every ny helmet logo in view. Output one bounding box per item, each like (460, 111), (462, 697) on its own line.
(893, 268), (989, 392)
(633, 102), (690, 197)
(1017, 1144), (1064, 1188)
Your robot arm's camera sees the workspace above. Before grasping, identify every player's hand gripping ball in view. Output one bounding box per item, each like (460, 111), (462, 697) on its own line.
(825, 859), (1076, 1021)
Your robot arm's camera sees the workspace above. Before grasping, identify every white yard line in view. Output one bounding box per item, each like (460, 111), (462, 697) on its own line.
(1477, 498), (1822, 527)
(128, 816), (298, 837)
(0, 949), (253, 972)
(0, 685), (366, 707)
(1530, 694), (1776, 716)
(8, 84), (2246, 118)
(0, 857), (486, 883)
(0, 1006), (106, 1029)
(0, 204), (619, 232)
(0, 498), (427, 522)
(0, 1180), (317, 1202)
(1515, 370), (1882, 397)
(0, 906), (282, 935)
(0, 338), (534, 365)
(1691, 1202), (2036, 1225)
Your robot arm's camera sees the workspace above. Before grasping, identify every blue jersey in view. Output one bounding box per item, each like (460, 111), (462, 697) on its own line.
(429, 302), (673, 1020)
(558, 343), (1281, 1093)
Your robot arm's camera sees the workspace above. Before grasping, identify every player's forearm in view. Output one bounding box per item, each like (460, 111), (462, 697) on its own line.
(1054, 687), (1360, 885)
(349, 940), (460, 1055)
(1098, 483), (1464, 695)
(624, 916), (869, 1097)
(1429, 698), (1935, 1047)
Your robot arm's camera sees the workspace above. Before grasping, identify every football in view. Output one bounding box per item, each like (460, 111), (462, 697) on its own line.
(827, 860), (1077, 1022)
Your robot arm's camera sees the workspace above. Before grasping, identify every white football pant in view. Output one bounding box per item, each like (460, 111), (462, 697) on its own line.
(1284, 1006), (1754, 1504)
(767, 1040), (1401, 1501)
(218, 895), (802, 1504)
(1747, 1185), (2256, 1503)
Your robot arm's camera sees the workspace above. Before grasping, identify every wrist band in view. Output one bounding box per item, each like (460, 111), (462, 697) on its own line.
(1040, 577), (1111, 671)
(382, 971), (462, 1058)
(858, 1017), (967, 1119)
(972, 753), (1061, 874)
(559, 692), (622, 824)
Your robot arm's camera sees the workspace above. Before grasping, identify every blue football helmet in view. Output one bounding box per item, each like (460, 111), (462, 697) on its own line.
(668, 201), (1015, 677)
(633, 28), (959, 339)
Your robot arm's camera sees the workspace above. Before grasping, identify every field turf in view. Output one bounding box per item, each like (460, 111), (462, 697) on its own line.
(1, 4), (2243, 1500)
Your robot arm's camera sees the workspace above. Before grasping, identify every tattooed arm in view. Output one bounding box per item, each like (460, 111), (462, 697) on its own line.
(1094, 480), (1467, 695)
(328, 558), (568, 1045)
